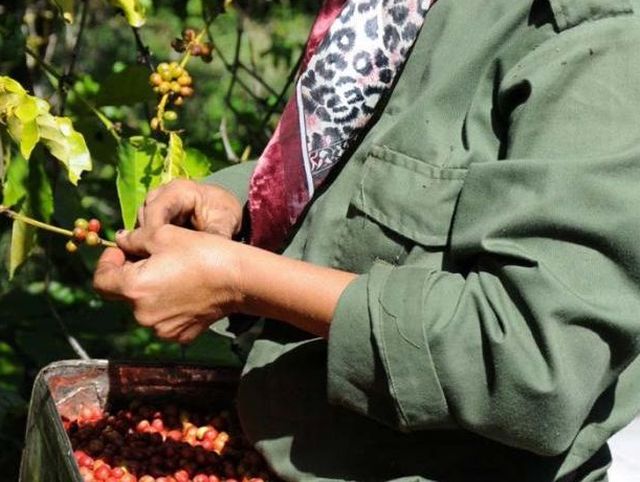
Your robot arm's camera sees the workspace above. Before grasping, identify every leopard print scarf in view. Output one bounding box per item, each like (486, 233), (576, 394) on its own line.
(248, 0), (436, 251)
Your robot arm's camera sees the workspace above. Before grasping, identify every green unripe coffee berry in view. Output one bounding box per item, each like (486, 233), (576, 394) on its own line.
(74, 218), (89, 230)
(65, 240), (78, 253)
(163, 110), (178, 122)
(85, 231), (100, 247)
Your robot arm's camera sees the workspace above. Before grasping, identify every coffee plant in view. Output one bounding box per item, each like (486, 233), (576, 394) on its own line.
(0, 1), (312, 478)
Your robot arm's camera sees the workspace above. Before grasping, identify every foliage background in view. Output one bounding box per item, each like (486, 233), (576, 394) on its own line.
(0, 1), (314, 479)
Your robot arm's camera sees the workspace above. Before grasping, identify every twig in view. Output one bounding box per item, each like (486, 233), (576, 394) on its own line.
(44, 279), (91, 360)
(60, 0), (89, 115)
(224, 15), (244, 107)
(219, 116), (239, 162)
(131, 26), (154, 71)
(202, 18), (274, 108)
(0, 205), (117, 248)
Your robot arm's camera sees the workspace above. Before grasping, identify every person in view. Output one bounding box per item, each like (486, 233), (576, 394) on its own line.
(93, 0), (640, 480)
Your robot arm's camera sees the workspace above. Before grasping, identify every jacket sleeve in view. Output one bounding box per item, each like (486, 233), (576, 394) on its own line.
(327, 15), (640, 456)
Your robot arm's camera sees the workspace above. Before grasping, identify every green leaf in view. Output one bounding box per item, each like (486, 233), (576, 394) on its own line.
(51, 0), (75, 23)
(94, 65), (156, 107)
(184, 148), (214, 180)
(2, 152), (28, 208)
(116, 136), (164, 230)
(109, 0), (146, 27)
(9, 215), (35, 279)
(6, 156), (54, 279)
(161, 132), (186, 184)
(37, 115), (91, 185)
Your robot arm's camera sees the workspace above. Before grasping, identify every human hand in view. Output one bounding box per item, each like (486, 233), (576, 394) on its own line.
(137, 179), (243, 239)
(93, 225), (243, 343)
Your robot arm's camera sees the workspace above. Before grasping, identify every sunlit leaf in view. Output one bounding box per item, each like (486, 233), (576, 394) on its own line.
(0, 76), (92, 184)
(51, 0), (75, 23)
(109, 0), (146, 27)
(183, 148), (213, 180)
(2, 152), (28, 208)
(9, 215), (35, 279)
(116, 136), (164, 230)
(161, 132), (186, 184)
(37, 115), (91, 185)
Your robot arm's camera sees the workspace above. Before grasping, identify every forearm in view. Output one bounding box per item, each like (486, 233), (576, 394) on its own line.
(232, 242), (357, 338)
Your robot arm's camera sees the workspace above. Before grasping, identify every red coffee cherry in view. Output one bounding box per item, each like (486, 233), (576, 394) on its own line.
(88, 218), (101, 233)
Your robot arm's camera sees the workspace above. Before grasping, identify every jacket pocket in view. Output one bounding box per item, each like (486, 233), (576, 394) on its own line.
(333, 146), (468, 272)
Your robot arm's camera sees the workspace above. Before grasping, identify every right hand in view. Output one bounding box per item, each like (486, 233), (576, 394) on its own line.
(136, 179), (243, 239)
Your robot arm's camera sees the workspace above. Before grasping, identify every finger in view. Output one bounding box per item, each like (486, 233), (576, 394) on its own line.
(136, 186), (165, 228)
(93, 248), (127, 299)
(177, 323), (208, 344)
(153, 319), (191, 340)
(115, 228), (155, 257)
(147, 182), (198, 229)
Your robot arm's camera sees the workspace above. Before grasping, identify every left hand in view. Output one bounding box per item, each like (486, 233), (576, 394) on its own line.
(93, 225), (243, 344)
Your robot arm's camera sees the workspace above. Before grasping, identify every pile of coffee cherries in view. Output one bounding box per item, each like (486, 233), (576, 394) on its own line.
(64, 400), (273, 482)
(66, 218), (103, 253)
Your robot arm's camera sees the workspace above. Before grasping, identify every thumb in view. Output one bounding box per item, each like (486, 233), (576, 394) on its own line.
(115, 228), (155, 258)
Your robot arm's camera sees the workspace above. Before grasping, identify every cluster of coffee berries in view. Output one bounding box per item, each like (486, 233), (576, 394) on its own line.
(149, 62), (194, 130)
(66, 218), (102, 252)
(171, 29), (213, 63)
(64, 400), (273, 482)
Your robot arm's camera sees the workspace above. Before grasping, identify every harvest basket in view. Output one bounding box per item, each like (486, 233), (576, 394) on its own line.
(19, 359), (240, 482)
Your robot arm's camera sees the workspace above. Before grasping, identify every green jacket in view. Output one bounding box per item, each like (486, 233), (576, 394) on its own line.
(205, 0), (640, 480)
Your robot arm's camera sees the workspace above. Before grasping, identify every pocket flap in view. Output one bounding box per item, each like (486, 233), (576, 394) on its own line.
(352, 146), (467, 247)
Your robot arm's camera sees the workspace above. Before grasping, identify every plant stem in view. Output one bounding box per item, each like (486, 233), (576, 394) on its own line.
(60, 0), (90, 115)
(0, 205), (117, 248)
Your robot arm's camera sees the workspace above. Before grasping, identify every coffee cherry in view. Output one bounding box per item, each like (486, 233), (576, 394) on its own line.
(94, 464), (111, 480)
(75, 218), (89, 230)
(73, 227), (87, 242)
(136, 420), (150, 432)
(149, 73), (162, 86)
(179, 86), (194, 98)
(150, 117), (160, 131)
(151, 418), (164, 431)
(88, 218), (101, 234)
(174, 96), (184, 107)
(85, 231), (100, 247)
(170, 63), (184, 78)
(182, 28), (196, 42)
(163, 111), (178, 122)
(200, 43), (212, 57)
(171, 38), (186, 53)
(66, 240), (78, 253)
(157, 62), (170, 73)
(190, 44), (203, 56)
(177, 75), (192, 86)
(161, 69), (173, 82)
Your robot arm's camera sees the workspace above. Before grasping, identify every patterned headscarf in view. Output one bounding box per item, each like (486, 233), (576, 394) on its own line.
(248, 0), (436, 251)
